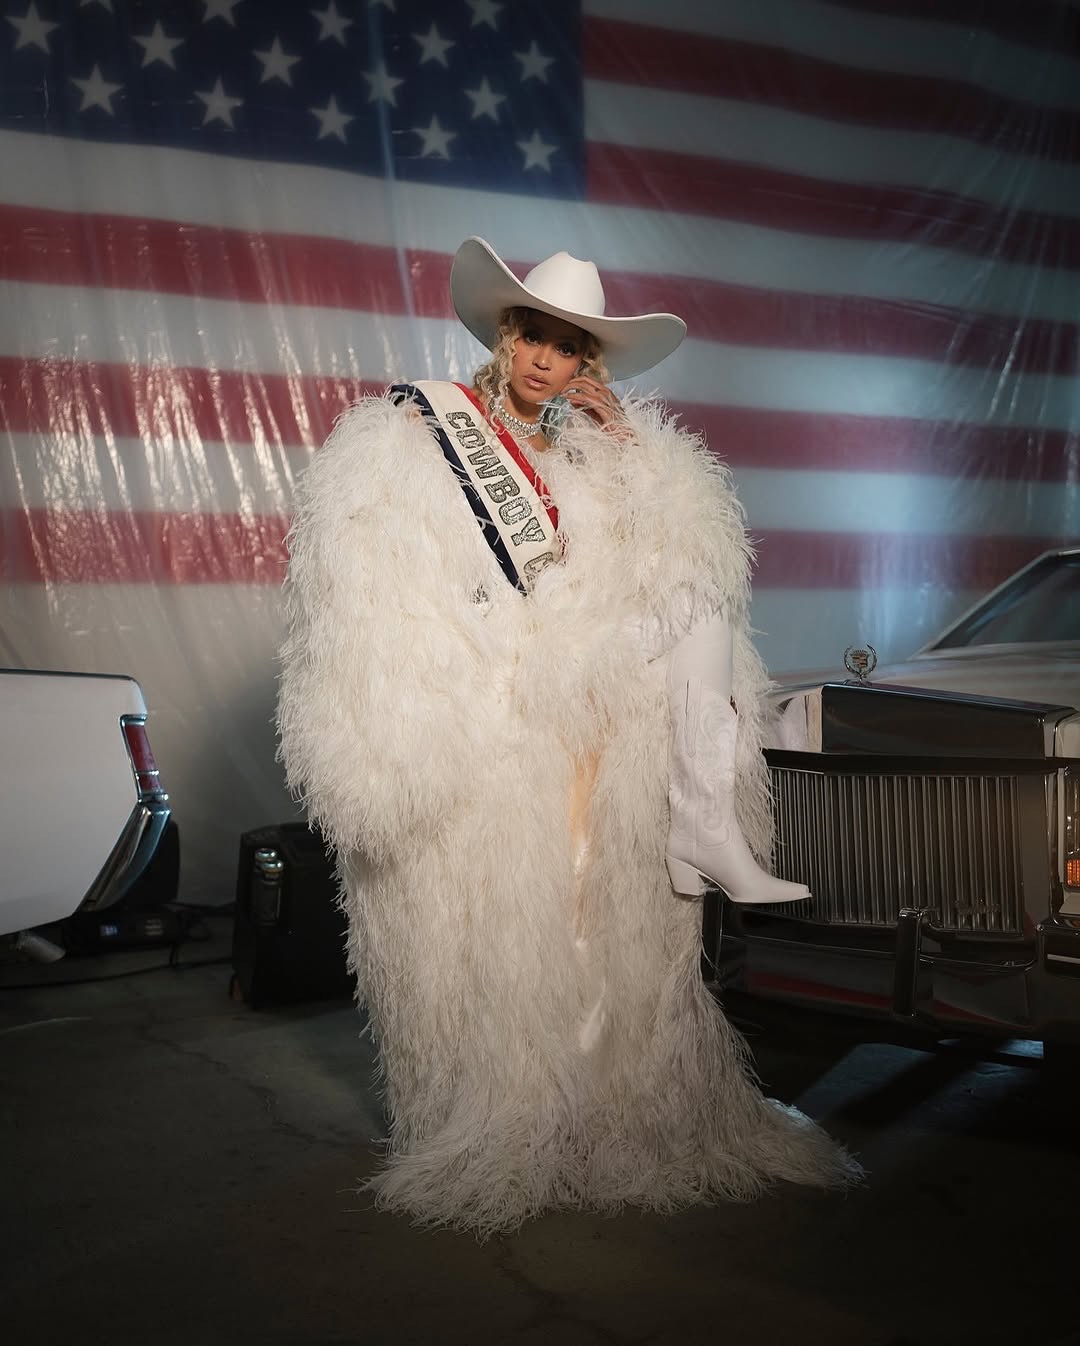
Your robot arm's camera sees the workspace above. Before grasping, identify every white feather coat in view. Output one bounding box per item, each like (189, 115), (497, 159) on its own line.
(277, 389), (857, 1233)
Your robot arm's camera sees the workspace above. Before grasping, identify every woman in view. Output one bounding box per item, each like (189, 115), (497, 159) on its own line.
(277, 238), (857, 1234)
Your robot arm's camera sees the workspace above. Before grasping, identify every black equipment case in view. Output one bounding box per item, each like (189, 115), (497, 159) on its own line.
(232, 823), (352, 1007)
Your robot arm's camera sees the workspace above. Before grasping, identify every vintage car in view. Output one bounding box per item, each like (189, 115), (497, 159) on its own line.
(711, 546), (1080, 1060)
(0, 669), (172, 956)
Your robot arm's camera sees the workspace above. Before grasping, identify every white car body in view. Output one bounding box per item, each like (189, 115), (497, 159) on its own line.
(0, 670), (171, 937)
(778, 645), (1076, 721)
(708, 548), (1080, 1050)
(772, 547), (1080, 760)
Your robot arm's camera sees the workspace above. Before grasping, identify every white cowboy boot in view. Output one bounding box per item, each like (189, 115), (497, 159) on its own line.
(666, 613), (811, 904)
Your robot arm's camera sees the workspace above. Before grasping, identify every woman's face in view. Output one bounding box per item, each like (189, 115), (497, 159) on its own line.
(507, 311), (588, 415)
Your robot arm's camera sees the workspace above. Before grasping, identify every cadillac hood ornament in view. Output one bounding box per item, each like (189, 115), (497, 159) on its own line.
(843, 644), (878, 682)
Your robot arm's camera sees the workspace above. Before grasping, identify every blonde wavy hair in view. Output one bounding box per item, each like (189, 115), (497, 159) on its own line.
(473, 306), (610, 413)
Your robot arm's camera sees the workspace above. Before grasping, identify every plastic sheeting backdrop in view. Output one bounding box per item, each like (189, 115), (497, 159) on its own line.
(1, 0), (1078, 901)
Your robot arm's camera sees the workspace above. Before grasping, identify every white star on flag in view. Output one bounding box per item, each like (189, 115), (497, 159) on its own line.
(414, 114), (455, 159)
(195, 78), (243, 127)
(466, 0), (501, 30)
(8, 3), (58, 53)
(255, 38), (301, 86)
(71, 64), (123, 115)
(515, 41), (555, 83)
(517, 130), (556, 172)
(134, 22), (183, 70)
(363, 60), (403, 106)
(201, 0), (240, 25)
(311, 95), (353, 143)
(465, 76), (505, 122)
(313, 1), (351, 45)
(413, 22), (454, 68)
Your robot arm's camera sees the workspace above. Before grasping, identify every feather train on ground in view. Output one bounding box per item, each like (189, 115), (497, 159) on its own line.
(277, 391), (860, 1234)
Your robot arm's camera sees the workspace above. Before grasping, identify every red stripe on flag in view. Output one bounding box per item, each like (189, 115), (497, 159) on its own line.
(673, 402), (1078, 482)
(2, 507), (290, 584)
(586, 143), (1080, 270)
(0, 356), (376, 447)
(1, 507), (1064, 591)
(2, 357), (1076, 483)
(3, 208), (1078, 376)
(606, 273), (1079, 377)
(584, 17), (1080, 163)
(0, 204), (437, 316)
(751, 529), (1063, 589)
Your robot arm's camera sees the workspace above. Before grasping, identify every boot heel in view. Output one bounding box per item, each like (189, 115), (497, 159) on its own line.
(666, 856), (707, 896)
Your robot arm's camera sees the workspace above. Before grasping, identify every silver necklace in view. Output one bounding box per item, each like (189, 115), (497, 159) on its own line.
(495, 398), (543, 440)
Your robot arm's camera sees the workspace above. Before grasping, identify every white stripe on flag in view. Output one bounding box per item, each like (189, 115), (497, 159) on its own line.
(750, 586), (981, 671)
(4, 281), (1076, 430)
(585, 80), (1080, 216)
(0, 433), (310, 517)
(2, 131), (1077, 325)
(738, 468), (1079, 538)
(6, 430), (1075, 539)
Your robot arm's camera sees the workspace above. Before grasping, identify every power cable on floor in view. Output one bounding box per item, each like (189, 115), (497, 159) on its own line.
(0, 908), (235, 990)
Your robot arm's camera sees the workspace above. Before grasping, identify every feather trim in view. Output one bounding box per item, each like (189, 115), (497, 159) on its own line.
(278, 387), (861, 1234)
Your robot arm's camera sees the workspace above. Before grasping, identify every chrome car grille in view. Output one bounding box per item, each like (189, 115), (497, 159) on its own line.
(768, 767), (1026, 935)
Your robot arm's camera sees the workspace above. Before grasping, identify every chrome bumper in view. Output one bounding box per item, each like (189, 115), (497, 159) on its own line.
(734, 684), (1077, 1042)
(717, 904), (1080, 1044)
(79, 796), (172, 913)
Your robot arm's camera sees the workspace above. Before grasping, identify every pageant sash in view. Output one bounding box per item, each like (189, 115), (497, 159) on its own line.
(390, 380), (562, 593)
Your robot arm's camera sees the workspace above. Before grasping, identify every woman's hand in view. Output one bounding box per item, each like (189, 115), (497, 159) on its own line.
(562, 376), (626, 432)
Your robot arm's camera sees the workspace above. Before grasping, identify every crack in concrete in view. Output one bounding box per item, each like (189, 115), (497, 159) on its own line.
(131, 1017), (356, 1152)
(489, 1236), (626, 1345)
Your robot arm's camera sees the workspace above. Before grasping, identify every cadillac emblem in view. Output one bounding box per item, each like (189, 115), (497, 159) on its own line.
(843, 645), (878, 682)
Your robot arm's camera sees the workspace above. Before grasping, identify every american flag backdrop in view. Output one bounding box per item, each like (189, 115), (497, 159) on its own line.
(1, 0), (1078, 900)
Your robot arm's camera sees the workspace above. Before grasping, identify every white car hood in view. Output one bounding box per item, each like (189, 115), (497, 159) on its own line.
(777, 645), (1079, 712)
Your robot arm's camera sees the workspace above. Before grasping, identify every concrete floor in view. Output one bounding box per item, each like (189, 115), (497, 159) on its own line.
(2, 916), (1078, 1346)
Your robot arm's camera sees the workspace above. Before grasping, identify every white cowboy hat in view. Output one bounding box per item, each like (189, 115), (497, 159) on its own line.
(450, 236), (686, 380)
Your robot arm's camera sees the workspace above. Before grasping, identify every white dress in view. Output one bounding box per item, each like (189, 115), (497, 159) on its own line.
(277, 388), (858, 1234)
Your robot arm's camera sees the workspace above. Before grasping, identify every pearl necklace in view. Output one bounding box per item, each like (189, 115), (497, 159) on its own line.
(495, 398), (544, 441)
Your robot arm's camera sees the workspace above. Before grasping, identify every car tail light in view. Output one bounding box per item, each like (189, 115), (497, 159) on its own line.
(121, 715), (167, 799)
(1065, 767), (1080, 888)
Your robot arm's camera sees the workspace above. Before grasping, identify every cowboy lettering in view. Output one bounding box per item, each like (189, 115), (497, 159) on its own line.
(450, 411), (542, 537)
(394, 382), (562, 593)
